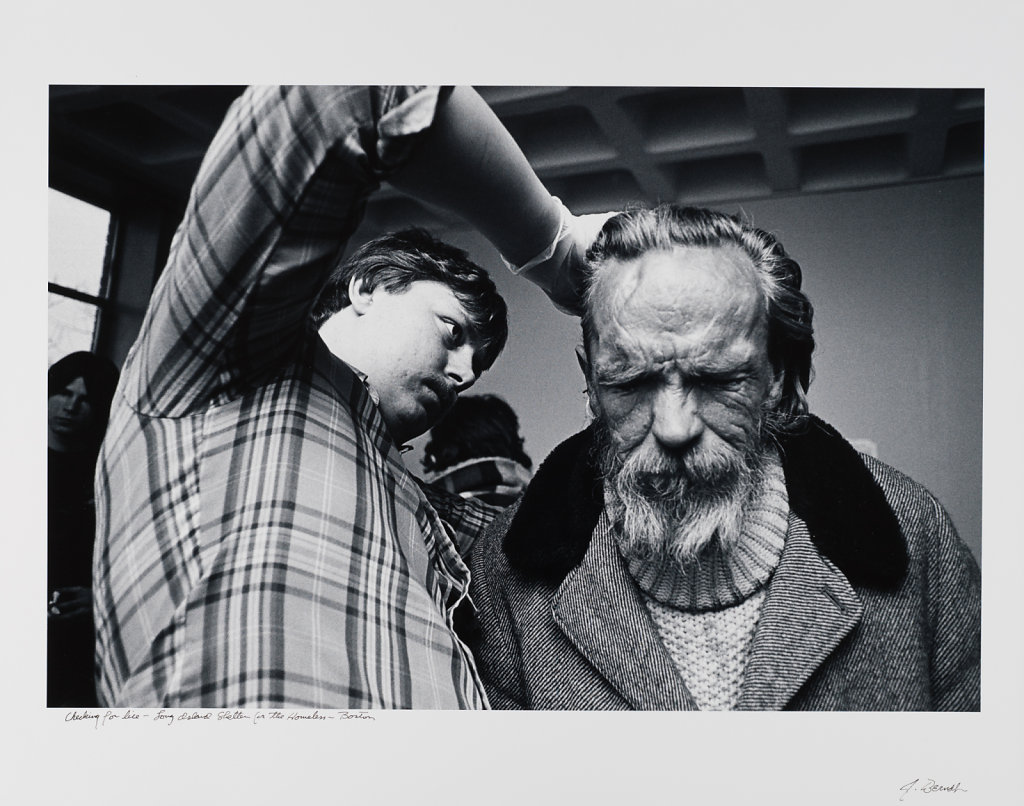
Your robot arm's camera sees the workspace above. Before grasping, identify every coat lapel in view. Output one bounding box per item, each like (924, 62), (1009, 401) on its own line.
(551, 513), (698, 710)
(737, 513), (863, 710)
(499, 416), (905, 711)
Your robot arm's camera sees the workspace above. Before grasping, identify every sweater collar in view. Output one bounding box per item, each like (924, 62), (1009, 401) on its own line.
(501, 415), (907, 591)
(623, 449), (789, 611)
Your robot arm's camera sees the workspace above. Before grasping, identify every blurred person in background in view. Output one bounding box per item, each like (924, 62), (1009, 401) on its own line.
(422, 394), (533, 507)
(47, 351), (119, 707)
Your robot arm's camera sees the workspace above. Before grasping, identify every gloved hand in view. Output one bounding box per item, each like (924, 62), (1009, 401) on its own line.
(503, 197), (617, 315)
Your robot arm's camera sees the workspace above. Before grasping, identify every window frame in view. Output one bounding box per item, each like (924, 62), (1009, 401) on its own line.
(48, 186), (119, 358)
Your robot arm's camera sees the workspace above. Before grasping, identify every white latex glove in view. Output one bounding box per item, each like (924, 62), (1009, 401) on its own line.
(502, 197), (617, 315)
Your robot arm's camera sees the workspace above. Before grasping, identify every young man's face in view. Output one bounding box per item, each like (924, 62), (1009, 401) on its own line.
(323, 280), (485, 445)
(48, 376), (96, 440)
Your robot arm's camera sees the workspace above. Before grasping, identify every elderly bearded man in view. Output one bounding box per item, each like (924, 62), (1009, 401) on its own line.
(466, 204), (980, 711)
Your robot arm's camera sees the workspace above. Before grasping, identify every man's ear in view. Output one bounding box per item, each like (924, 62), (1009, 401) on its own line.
(348, 276), (373, 315)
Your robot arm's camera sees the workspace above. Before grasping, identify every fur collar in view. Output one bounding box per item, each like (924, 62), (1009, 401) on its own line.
(502, 415), (907, 590)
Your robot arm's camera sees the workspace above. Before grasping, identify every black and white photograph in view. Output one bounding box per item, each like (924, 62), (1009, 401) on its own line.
(9, 2), (1024, 803)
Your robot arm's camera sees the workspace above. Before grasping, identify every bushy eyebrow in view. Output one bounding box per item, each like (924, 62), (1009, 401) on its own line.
(594, 363), (647, 385)
(694, 356), (759, 377)
(595, 351), (759, 386)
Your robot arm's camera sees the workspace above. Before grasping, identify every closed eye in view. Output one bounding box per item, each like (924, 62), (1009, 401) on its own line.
(599, 374), (649, 393)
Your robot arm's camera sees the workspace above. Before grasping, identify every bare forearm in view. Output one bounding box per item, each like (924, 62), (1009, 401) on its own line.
(389, 86), (561, 266)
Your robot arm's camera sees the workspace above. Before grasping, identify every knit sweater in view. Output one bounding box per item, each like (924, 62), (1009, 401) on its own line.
(625, 452), (789, 710)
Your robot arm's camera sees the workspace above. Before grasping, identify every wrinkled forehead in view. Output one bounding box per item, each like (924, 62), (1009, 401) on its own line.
(587, 245), (767, 355)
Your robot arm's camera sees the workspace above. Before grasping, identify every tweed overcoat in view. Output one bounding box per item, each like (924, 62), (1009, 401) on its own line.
(465, 417), (981, 710)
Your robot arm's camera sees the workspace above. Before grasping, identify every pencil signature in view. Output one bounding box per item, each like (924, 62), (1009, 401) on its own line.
(899, 778), (968, 801)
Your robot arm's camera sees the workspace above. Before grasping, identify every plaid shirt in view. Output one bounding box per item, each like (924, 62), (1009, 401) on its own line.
(429, 457), (533, 507)
(94, 85), (497, 709)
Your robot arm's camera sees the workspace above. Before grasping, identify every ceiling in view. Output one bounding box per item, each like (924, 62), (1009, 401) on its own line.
(49, 85), (984, 234)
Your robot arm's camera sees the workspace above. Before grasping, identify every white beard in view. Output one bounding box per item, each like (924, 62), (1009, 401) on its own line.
(595, 421), (771, 568)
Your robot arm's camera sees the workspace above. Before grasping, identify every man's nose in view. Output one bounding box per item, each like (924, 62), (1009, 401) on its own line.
(446, 346), (478, 392)
(650, 384), (704, 450)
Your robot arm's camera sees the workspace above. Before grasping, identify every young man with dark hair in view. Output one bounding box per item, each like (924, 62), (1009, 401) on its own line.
(93, 85), (603, 709)
(315, 228), (508, 446)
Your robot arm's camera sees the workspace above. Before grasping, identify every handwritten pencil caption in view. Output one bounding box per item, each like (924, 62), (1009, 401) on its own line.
(65, 709), (375, 729)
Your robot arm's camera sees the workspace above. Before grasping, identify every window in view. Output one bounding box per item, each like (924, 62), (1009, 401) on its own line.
(48, 189), (113, 366)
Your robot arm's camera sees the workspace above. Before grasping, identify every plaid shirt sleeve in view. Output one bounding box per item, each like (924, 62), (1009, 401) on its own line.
(93, 86), (500, 709)
(122, 85), (443, 416)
